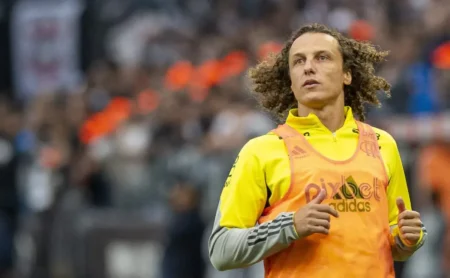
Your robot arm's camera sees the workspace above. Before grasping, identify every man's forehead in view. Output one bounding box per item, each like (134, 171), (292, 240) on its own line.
(290, 33), (340, 56)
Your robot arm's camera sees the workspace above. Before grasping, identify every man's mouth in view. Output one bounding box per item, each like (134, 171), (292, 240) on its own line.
(303, 79), (320, 87)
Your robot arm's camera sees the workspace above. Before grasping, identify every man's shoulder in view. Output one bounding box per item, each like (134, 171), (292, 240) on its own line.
(241, 132), (284, 155)
(367, 124), (398, 150)
(245, 132), (283, 148)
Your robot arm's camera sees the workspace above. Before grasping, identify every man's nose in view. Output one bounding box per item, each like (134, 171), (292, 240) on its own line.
(304, 59), (316, 75)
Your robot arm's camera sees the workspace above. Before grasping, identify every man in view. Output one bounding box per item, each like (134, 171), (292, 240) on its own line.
(162, 180), (205, 278)
(208, 23), (426, 277)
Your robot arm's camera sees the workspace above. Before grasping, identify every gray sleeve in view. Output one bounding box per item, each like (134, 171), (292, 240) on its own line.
(208, 204), (299, 271)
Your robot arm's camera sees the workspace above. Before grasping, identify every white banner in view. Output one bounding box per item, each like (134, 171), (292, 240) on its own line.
(11, 0), (84, 100)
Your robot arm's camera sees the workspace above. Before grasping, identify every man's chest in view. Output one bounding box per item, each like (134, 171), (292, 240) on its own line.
(264, 138), (387, 207)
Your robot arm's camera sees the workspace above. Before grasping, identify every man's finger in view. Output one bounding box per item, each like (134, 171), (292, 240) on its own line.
(311, 211), (331, 221)
(396, 197), (406, 213)
(400, 226), (422, 234)
(314, 204), (339, 218)
(310, 219), (330, 230)
(399, 210), (421, 220)
(399, 218), (422, 227)
(310, 189), (327, 204)
(403, 233), (420, 243)
(311, 226), (329, 235)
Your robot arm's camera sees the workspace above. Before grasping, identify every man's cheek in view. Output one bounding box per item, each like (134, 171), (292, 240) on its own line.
(291, 79), (303, 92)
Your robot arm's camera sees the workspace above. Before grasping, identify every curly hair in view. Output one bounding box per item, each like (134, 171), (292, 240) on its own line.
(248, 23), (391, 122)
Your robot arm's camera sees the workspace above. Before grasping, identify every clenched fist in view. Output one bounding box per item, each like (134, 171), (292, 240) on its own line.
(396, 197), (423, 245)
(294, 189), (339, 239)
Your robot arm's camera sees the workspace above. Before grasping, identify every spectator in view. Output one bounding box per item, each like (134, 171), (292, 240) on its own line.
(161, 180), (206, 278)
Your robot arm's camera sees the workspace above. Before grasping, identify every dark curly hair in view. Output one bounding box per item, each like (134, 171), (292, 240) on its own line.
(249, 23), (391, 122)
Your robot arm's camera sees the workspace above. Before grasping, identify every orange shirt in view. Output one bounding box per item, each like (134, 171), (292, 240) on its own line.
(258, 121), (394, 277)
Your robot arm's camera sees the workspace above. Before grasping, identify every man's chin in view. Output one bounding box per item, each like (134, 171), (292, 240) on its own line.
(300, 93), (333, 108)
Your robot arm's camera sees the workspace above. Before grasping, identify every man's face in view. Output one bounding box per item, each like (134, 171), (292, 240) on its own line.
(289, 32), (352, 109)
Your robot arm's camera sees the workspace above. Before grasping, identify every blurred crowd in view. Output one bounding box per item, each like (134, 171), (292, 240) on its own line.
(0, 0), (449, 277)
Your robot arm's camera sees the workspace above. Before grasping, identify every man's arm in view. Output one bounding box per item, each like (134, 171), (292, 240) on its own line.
(209, 209), (298, 270)
(208, 138), (298, 271)
(381, 133), (427, 261)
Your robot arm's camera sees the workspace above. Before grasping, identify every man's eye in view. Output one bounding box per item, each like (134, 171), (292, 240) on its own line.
(294, 59), (304, 65)
(318, 55), (329, 60)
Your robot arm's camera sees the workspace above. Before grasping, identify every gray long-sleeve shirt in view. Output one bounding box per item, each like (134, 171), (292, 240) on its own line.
(208, 206), (298, 271)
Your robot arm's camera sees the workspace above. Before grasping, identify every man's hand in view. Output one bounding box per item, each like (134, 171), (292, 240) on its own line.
(294, 189), (339, 239)
(396, 197), (423, 246)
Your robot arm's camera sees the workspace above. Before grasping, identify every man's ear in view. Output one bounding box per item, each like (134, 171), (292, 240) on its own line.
(344, 70), (352, 85)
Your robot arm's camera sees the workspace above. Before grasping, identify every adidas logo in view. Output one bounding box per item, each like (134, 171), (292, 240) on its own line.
(330, 198), (371, 212)
(330, 176), (372, 212)
(291, 146), (307, 157)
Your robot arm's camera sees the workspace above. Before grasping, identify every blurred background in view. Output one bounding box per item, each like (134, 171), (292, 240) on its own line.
(0, 0), (448, 277)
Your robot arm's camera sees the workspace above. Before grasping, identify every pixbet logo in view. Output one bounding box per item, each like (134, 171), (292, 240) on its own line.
(304, 176), (382, 212)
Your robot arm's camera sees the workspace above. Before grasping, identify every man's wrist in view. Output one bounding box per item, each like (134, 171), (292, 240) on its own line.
(291, 212), (300, 239)
(391, 225), (426, 251)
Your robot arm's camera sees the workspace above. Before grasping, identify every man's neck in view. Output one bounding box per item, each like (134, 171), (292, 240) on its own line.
(297, 100), (345, 132)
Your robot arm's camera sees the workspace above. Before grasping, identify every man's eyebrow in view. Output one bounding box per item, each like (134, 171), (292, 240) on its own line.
(292, 53), (305, 58)
(291, 50), (333, 57)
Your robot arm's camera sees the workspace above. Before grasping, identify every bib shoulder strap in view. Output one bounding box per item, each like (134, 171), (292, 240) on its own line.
(356, 121), (390, 189)
(356, 121), (378, 143)
(271, 124), (301, 139)
(356, 120), (383, 158)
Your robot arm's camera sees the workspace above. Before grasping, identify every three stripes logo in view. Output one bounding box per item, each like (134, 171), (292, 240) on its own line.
(249, 213), (293, 246)
(291, 145), (308, 158)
